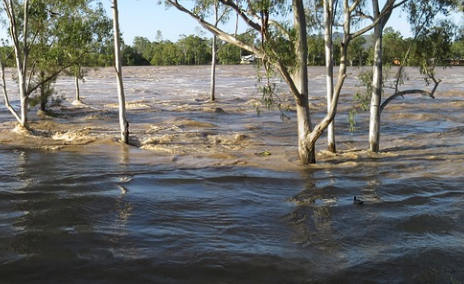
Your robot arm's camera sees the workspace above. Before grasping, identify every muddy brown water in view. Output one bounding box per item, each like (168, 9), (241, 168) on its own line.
(0, 65), (463, 283)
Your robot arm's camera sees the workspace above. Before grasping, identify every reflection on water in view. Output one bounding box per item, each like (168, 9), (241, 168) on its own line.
(0, 66), (463, 283)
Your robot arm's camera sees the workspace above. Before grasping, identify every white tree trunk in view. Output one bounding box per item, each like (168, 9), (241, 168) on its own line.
(112, 0), (129, 143)
(292, 0), (315, 163)
(369, 26), (382, 152)
(210, 34), (217, 101)
(324, 0), (336, 153)
(369, 0), (394, 152)
(5, 0), (30, 128)
(75, 66), (81, 101)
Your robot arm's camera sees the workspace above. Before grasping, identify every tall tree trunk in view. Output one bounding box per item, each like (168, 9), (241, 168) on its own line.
(324, 0), (336, 153)
(369, 24), (382, 152)
(75, 75), (80, 101)
(368, 0), (393, 152)
(112, 0), (129, 143)
(210, 34), (217, 101)
(39, 70), (46, 112)
(75, 65), (81, 101)
(19, 1), (29, 128)
(296, 96), (314, 163)
(292, 0), (315, 163)
(0, 58), (21, 122)
(210, 2), (219, 101)
(6, 0), (31, 128)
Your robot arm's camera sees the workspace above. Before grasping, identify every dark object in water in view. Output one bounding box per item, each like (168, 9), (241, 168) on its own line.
(354, 196), (364, 205)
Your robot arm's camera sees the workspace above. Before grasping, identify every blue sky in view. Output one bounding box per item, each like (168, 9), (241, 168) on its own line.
(102, 0), (206, 43)
(103, 0), (418, 45)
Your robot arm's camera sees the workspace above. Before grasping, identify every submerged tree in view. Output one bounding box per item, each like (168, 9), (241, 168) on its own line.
(0, 0), (111, 128)
(166, 0), (326, 163)
(111, 0), (129, 143)
(68, 2), (113, 103)
(323, 0), (336, 152)
(192, 0), (231, 101)
(367, 0), (408, 152)
(367, 0), (455, 152)
(166, 0), (387, 164)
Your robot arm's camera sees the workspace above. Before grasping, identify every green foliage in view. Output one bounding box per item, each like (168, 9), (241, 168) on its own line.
(451, 33), (464, 59)
(151, 40), (181, 65)
(122, 45), (150, 66)
(0, 44), (15, 67)
(411, 20), (455, 66)
(3, 0), (114, 110)
(217, 42), (241, 64)
(348, 69), (373, 132)
(132, 36), (154, 62)
(307, 34), (324, 66)
(253, 59), (290, 121)
(177, 34), (212, 65)
(382, 27), (407, 65)
(348, 36), (369, 66)
(28, 73), (58, 112)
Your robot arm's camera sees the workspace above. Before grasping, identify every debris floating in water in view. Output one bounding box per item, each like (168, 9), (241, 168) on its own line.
(254, 150), (272, 157)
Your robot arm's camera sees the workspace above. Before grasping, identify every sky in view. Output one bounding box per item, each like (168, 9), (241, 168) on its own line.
(101, 0), (419, 45)
(101, 0), (211, 44)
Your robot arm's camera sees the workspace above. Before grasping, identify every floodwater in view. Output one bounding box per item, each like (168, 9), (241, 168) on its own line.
(0, 65), (463, 283)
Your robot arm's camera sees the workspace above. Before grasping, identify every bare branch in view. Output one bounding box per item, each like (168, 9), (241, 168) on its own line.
(351, 0), (409, 39)
(0, 57), (21, 123)
(380, 80), (440, 113)
(349, 0), (363, 13)
(168, 0), (262, 56)
(26, 54), (86, 97)
(218, 0), (262, 31)
(353, 11), (374, 21)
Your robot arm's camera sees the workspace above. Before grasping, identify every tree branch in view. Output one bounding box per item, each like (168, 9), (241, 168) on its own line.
(168, 0), (262, 56)
(351, 0), (409, 39)
(380, 80), (440, 113)
(0, 57), (21, 123)
(218, 0), (262, 31)
(26, 54), (86, 97)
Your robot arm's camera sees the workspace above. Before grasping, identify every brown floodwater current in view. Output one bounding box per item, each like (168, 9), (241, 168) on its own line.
(0, 65), (463, 283)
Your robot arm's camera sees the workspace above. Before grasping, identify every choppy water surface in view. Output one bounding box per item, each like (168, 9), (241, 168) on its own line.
(0, 66), (463, 283)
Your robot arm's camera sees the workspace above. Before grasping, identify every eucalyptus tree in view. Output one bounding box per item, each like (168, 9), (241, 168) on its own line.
(368, 0), (455, 152)
(192, 0), (231, 101)
(67, 2), (112, 103)
(166, 0), (385, 164)
(111, 0), (129, 143)
(323, 0), (336, 152)
(166, 0), (317, 163)
(1, 0), (111, 128)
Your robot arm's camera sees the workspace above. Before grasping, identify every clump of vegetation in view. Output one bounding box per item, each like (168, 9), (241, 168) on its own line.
(348, 69), (374, 132)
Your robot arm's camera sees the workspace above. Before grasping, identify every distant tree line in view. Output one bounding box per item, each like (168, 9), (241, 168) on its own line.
(122, 26), (464, 67)
(126, 31), (256, 66)
(1, 26), (462, 68)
